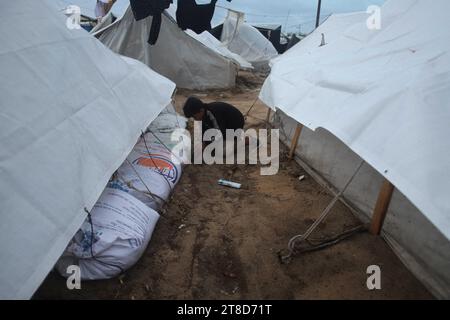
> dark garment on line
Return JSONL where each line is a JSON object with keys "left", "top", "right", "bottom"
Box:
{"left": 129, "top": 0, "right": 172, "bottom": 45}
{"left": 202, "top": 102, "right": 245, "bottom": 137}
{"left": 176, "top": 0, "right": 218, "bottom": 34}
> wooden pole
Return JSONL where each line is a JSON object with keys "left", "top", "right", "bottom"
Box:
{"left": 370, "top": 179, "right": 395, "bottom": 235}
{"left": 265, "top": 108, "right": 271, "bottom": 123}
{"left": 288, "top": 124, "right": 303, "bottom": 159}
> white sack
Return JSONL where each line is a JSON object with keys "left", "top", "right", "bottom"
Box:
{"left": 0, "top": 0, "right": 175, "bottom": 299}
{"left": 148, "top": 109, "right": 188, "bottom": 150}
{"left": 56, "top": 188, "right": 160, "bottom": 280}
{"left": 117, "top": 134, "right": 186, "bottom": 208}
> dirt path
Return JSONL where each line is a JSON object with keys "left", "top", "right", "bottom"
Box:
{"left": 35, "top": 72, "right": 433, "bottom": 300}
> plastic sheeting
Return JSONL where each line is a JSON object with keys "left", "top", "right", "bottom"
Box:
{"left": 260, "top": 0, "right": 450, "bottom": 240}
{"left": 221, "top": 10, "right": 278, "bottom": 70}
{"left": 90, "top": 11, "right": 115, "bottom": 34}
{"left": 185, "top": 30, "right": 253, "bottom": 71}
{"left": 165, "top": 5, "right": 253, "bottom": 71}
{"left": 270, "top": 12, "right": 368, "bottom": 66}
{"left": 273, "top": 110, "right": 450, "bottom": 299}
{"left": 0, "top": 0, "right": 175, "bottom": 299}
{"left": 96, "top": 5, "right": 238, "bottom": 90}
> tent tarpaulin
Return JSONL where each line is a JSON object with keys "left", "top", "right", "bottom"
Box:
{"left": 185, "top": 29, "right": 253, "bottom": 71}
{"left": 221, "top": 10, "right": 278, "bottom": 70}
{"left": 0, "top": 0, "right": 175, "bottom": 299}
{"left": 260, "top": 0, "right": 450, "bottom": 240}
{"left": 270, "top": 11, "right": 368, "bottom": 65}
{"left": 96, "top": 5, "right": 239, "bottom": 90}
{"left": 164, "top": 5, "right": 253, "bottom": 71}
{"left": 251, "top": 23, "right": 284, "bottom": 54}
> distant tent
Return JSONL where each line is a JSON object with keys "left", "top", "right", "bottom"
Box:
{"left": 0, "top": 0, "right": 175, "bottom": 299}
{"left": 94, "top": 5, "right": 251, "bottom": 90}
{"left": 285, "top": 34, "right": 301, "bottom": 51}
{"left": 252, "top": 23, "right": 286, "bottom": 54}
{"left": 90, "top": 10, "right": 116, "bottom": 34}
{"left": 209, "top": 23, "right": 224, "bottom": 41}
{"left": 220, "top": 10, "right": 278, "bottom": 71}
{"left": 184, "top": 29, "right": 253, "bottom": 71}
{"left": 164, "top": 5, "right": 252, "bottom": 71}
{"left": 260, "top": 1, "right": 450, "bottom": 299}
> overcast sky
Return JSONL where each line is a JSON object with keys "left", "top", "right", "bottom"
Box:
{"left": 210, "top": 0, "right": 386, "bottom": 33}
{"left": 62, "top": 0, "right": 386, "bottom": 33}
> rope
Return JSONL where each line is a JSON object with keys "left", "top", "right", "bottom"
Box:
{"left": 280, "top": 160, "right": 366, "bottom": 263}
{"left": 116, "top": 172, "right": 168, "bottom": 207}
{"left": 295, "top": 225, "right": 366, "bottom": 254}
{"left": 245, "top": 113, "right": 273, "bottom": 127}
{"left": 84, "top": 207, "right": 125, "bottom": 274}
{"left": 125, "top": 159, "right": 167, "bottom": 212}
{"left": 147, "top": 129, "right": 186, "bottom": 167}
{"left": 140, "top": 131, "right": 174, "bottom": 192}
{"left": 243, "top": 93, "right": 261, "bottom": 120}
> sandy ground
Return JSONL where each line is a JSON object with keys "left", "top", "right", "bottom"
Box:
{"left": 35, "top": 72, "right": 433, "bottom": 300}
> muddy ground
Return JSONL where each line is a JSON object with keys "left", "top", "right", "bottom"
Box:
{"left": 35, "top": 72, "right": 433, "bottom": 300}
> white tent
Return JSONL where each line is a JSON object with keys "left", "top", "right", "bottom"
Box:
{"left": 184, "top": 30, "right": 253, "bottom": 71}
{"left": 95, "top": 5, "right": 247, "bottom": 90}
{"left": 270, "top": 12, "right": 369, "bottom": 65}
{"left": 221, "top": 10, "right": 278, "bottom": 71}
{"left": 164, "top": 5, "right": 253, "bottom": 71}
{"left": 260, "top": 0, "right": 450, "bottom": 298}
{"left": 0, "top": 0, "right": 175, "bottom": 299}
{"left": 91, "top": 5, "right": 252, "bottom": 71}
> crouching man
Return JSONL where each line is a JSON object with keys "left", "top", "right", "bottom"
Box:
{"left": 180, "top": 96, "right": 279, "bottom": 176}
{"left": 183, "top": 96, "right": 246, "bottom": 149}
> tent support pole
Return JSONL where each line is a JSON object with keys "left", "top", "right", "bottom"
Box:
{"left": 370, "top": 179, "right": 395, "bottom": 235}
{"left": 288, "top": 124, "right": 303, "bottom": 159}
{"left": 266, "top": 108, "right": 271, "bottom": 123}
{"left": 315, "top": 0, "right": 322, "bottom": 29}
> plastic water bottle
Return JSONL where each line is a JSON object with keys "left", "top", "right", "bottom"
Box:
{"left": 218, "top": 179, "right": 241, "bottom": 189}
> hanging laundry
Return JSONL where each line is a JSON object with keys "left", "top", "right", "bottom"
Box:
{"left": 176, "top": 0, "right": 231, "bottom": 34}
{"left": 129, "top": 0, "right": 173, "bottom": 45}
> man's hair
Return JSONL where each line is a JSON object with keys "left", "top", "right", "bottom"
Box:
{"left": 183, "top": 96, "right": 204, "bottom": 118}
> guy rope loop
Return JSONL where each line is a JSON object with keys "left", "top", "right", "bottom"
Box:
{"left": 279, "top": 160, "right": 366, "bottom": 264}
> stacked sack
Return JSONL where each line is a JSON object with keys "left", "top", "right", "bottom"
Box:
{"left": 56, "top": 106, "right": 189, "bottom": 280}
